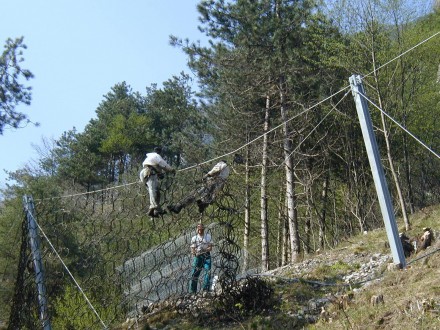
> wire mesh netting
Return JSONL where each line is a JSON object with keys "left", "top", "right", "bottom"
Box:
{"left": 8, "top": 170, "right": 261, "bottom": 329}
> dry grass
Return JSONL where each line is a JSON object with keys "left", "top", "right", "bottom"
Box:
{"left": 129, "top": 205, "right": 440, "bottom": 329}
{"left": 309, "top": 205, "right": 440, "bottom": 330}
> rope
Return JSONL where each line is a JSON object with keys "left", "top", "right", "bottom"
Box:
{"left": 36, "top": 181, "right": 139, "bottom": 201}
{"left": 362, "top": 30, "right": 440, "bottom": 79}
{"left": 34, "top": 30, "right": 440, "bottom": 202}
{"left": 278, "top": 89, "right": 351, "bottom": 169}
{"left": 24, "top": 208, "right": 108, "bottom": 329}
{"left": 356, "top": 90, "right": 440, "bottom": 160}
{"left": 407, "top": 247, "right": 440, "bottom": 265}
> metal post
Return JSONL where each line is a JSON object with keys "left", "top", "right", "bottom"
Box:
{"left": 23, "top": 195, "right": 52, "bottom": 329}
{"left": 349, "top": 75, "right": 406, "bottom": 268}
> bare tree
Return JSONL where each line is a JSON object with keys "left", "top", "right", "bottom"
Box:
{"left": 260, "top": 94, "right": 270, "bottom": 271}
{"left": 280, "top": 76, "right": 300, "bottom": 263}
{"left": 243, "top": 143, "right": 251, "bottom": 271}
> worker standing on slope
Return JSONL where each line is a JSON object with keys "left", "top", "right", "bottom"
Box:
{"left": 190, "top": 223, "right": 213, "bottom": 293}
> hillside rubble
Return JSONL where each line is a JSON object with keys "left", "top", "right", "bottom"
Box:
{"left": 125, "top": 249, "right": 394, "bottom": 329}
{"left": 264, "top": 250, "right": 391, "bottom": 286}
{"left": 120, "top": 226, "right": 439, "bottom": 329}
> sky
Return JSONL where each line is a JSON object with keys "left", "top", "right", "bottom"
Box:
{"left": 0, "top": 0, "right": 204, "bottom": 189}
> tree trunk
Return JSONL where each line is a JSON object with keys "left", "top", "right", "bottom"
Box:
{"left": 304, "top": 175, "right": 312, "bottom": 254}
{"left": 319, "top": 168, "right": 330, "bottom": 249}
{"left": 276, "top": 184, "right": 285, "bottom": 267}
{"left": 279, "top": 76, "right": 300, "bottom": 262}
{"left": 398, "top": 38, "right": 416, "bottom": 215}
{"left": 281, "top": 194, "right": 289, "bottom": 266}
{"left": 304, "top": 206, "right": 311, "bottom": 254}
{"left": 371, "top": 48, "right": 410, "bottom": 230}
{"left": 435, "top": 1, "right": 440, "bottom": 14}
{"left": 243, "top": 143, "right": 251, "bottom": 271}
{"left": 260, "top": 94, "right": 270, "bottom": 271}
{"left": 276, "top": 194, "right": 283, "bottom": 267}
{"left": 403, "top": 134, "right": 415, "bottom": 214}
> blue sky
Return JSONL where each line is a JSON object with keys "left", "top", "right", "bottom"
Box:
{"left": 0, "top": 0, "right": 204, "bottom": 189}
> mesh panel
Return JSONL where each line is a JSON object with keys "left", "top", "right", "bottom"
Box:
{"left": 10, "top": 173, "right": 261, "bottom": 329}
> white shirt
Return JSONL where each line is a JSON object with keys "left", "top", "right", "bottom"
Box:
{"left": 207, "top": 161, "right": 229, "bottom": 180}
{"left": 190, "top": 233, "right": 212, "bottom": 255}
{"left": 142, "top": 152, "right": 173, "bottom": 172}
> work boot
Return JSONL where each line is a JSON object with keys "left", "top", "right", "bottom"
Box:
{"left": 154, "top": 208, "right": 167, "bottom": 216}
{"left": 167, "top": 204, "right": 182, "bottom": 214}
{"left": 196, "top": 200, "right": 209, "bottom": 213}
{"left": 147, "top": 208, "right": 156, "bottom": 217}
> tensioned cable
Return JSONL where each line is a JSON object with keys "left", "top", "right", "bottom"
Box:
{"left": 24, "top": 209, "right": 108, "bottom": 329}
{"left": 278, "top": 89, "right": 351, "bottom": 169}
{"left": 181, "top": 86, "right": 352, "bottom": 172}
{"left": 235, "top": 89, "right": 352, "bottom": 249}
{"left": 407, "top": 247, "right": 440, "bottom": 265}
{"left": 35, "top": 30, "right": 440, "bottom": 201}
{"left": 35, "top": 182, "right": 139, "bottom": 201}
{"left": 362, "top": 30, "right": 440, "bottom": 79}
{"left": 357, "top": 90, "right": 440, "bottom": 160}
{"left": 36, "top": 86, "right": 350, "bottom": 201}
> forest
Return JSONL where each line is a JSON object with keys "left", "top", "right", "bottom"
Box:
{"left": 1, "top": 0, "right": 439, "bottom": 329}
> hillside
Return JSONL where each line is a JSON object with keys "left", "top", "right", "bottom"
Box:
{"left": 120, "top": 205, "right": 440, "bottom": 330}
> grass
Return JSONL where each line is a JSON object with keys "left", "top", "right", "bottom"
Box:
{"left": 309, "top": 205, "right": 440, "bottom": 330}
{"left": 124, "top": 205, "right": 440, "bottom": 329}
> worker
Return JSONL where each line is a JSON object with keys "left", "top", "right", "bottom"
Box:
{"left": 168, "top": 160, "right": 229, "bottom": 214}
{"left": 190, "top": 223, "right": 213, "bottom": 293}
{"left": 139, "top": 147, "right": 175, "bottom": 217}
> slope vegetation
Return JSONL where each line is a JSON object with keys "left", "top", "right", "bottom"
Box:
{"left": 119, "top": 205, "right": 440, "bottom": 329}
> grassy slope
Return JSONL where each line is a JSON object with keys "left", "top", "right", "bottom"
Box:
{"left": 309, "top": 205, "right": 440, "bottom": 330}
{"left": 125, "top": 205, "right": 440, "bottom": 329}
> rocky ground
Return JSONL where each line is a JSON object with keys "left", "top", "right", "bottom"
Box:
{"left": 119, "top": 226, "right": 439, "bottom": 329}
{"left": 259, "top": 248, "right": 393, "bottom": 324}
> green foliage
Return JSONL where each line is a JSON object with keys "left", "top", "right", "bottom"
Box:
{"left": 51, "top": 285, "right": 116, "bottom": 330}
{"left": 144, "top": 73, "right": 209, "bottom": 165}
{"left": 99, "top": 113, "right": 149, "bottom": 155}
{"left": 0, "top": 36, "right": 35, "bottom": 134}
{"left": 307, "top": 261, "right": 358, "bottom": 283}
{"left": 43, "top": 75, "right": 208, "bottom": 187}
{"left": 2, "top": 2, "right": 440, "bottom": 330}
{"left": 0, "top": 196, "right": 23, "bottom": 322}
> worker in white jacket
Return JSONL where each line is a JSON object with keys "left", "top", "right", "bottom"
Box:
{"left": 139, "top": 147, "right": 175, "bottom": 217}
{"left": 168, "top": 160, "right": 229, "bottom": 214}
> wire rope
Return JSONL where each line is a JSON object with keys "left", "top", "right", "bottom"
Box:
{"left": 362, "top": 31, "right": 440, "bottom": 80}
{"left": 356, "top": 89, "right": 440, "bottom": 160}
{"left": 33, "top": 29, "right": 440, "bottom": 202}
{"left": 23, "top": 205, "right": 108, "bottom": 330}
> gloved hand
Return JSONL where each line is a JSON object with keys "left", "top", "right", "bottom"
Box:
{"left": 158, "top": 173, "right": 165, "bottom": 179}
